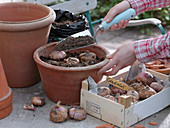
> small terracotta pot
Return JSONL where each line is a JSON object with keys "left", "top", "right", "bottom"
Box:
{"left": 0, "top": 59, "right": 12, "bottom": 119}
{"left": 33, "top": 42, "right": 109, "bottom": 105}
{"left": 0, "top": 2, "right": 56, "bottom": 87}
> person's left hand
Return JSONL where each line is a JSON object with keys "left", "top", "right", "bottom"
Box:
{"left": 100, "top": 0, "right": 131, "bottom": 34}
{"left": 98, "top": 43, "right": 137, "bottom": 76}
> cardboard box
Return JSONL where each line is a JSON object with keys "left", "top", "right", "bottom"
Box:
{"left": 80, "top": 70, "right": 170, "bottom": 128}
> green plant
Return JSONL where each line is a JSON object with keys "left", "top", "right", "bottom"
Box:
{"left": 140, "top": 26, "right": 152, "bottom": 35}
{"left": 90, "top": 0, "right": 122, "bottom": 21}
{"left": 134, "top": 7, "right": 170, "bottom": 25}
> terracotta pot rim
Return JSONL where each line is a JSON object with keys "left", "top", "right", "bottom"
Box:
{"left": 0, "top": 88, "right": 12, "bottom": 110}
{"left": 0, "top": 2, "right": 56, "bottom": 31}
{"left": 0, "top": 2, "right": 50, "bottom": 23}
{"left": 33, "top": 42, "right": 109, "bottom": 71}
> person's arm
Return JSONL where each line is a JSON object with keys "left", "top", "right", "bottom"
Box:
{"left": 127, "top": 0, "right": 170, "bottom": 16}
{"left": 98, "top": 32, "right": 170, "bottom": 76}
{"left": 134, "top": 31, "right": 170, "bottom": 63}
{"left": 101, "top": 0, "right": 170, "bottom": 32}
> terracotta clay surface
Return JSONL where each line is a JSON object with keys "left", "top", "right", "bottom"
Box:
{"left": 0, "top": 2, "right": 56, "bottom": 87}
{"left": 33, "top": 42, "right": 109, "bottom": 105}
{"left": 0, "top": 59, "right": 12, "bottom": 119}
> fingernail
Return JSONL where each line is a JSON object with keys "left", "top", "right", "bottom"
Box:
{"left": 106, "top": 54, "right": 111, "bottom": 58}
{"left": 106, "top": 55, "right": 110, "bottom": 57}
{"left": 97, "top": 71, "right": 101, "bottom": 74}
{"left": 106, "top": 18, "right": 111, "bottom": 22}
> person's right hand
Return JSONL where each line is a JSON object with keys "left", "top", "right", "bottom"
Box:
{"left": 100, "top": 0, "right": 131, "bottom": 34}
{"left": 98, "top": 42, "right": 137, "bottom": 76}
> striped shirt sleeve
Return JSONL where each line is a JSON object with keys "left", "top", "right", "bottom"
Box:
{"left": 127, "top": 0, "right": 170, "bottom": 15}
{"left": 134, "top": 31, "right": 170, "bottom": 63}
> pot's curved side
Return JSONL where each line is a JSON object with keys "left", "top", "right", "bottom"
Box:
{"left": 33, "top": 42, "right": 109, "bottom": 105}
{"left": 0, "top": 2, "right": 56, "bottom": 87}
{"left": 0, "top": 59, "right": 13, "bottom": 119}
{"left": 38, "top": 64, "right": 103, "bottom": 105}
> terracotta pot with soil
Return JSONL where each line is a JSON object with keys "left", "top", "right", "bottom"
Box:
{"left": 0, "top": 2, "right": 56, "bottom": 87}
{"left": 0, "top": 59, "right": 12, "bottom": 119}
{"left": 33, "top": 36, "right": 109, "bottom": 105}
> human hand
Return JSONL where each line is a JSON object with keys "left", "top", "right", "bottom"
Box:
{"left": 98, "top": 43, "right": 136, "bottom": 76}
{"left": 100, "top": 0, "right": 131, "bottom": 34}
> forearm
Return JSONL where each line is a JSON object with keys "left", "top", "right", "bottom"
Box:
{"left": 126, "top": 0, "right": 170, "bottom": 15}
{"left": 134, "top": 31, "right": 170, "bottom": 63}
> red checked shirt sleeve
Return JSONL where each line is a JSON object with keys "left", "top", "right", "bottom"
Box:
{"left": 125, "top": 0, "right": 170, "bottom": 62}
{"left": 134, "top": 31, "right": 170, "bottom": 63}
{"left": 127, "top": 0, "right": 170, "bottom": 15}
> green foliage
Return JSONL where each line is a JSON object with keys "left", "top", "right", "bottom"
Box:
{"left": 90, "top": 0, "right": 122, "bottom": 21}
{"left": 134, "top": 7, "right": 170, "bottom": 25}
{"left": 140, "top": 27, "right": 152, "bottom": 35}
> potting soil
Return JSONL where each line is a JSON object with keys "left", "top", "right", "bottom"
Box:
{"left": 55, "top": 35, "right": 95, "bottom": 51}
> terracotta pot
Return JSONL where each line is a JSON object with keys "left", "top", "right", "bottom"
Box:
{"left": 33, "top": 42, "right": 109, "bottom": 105}
{"left": 0, "top": 59, "right": 12, "bottom": 119}
{"left": 0, "top": 2, "right": 56, "bottom": 87}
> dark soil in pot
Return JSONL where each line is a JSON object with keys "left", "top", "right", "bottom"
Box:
{"left": 40, "top": 36, "right": 102, "bottom": 67}
{"left": 40, "top": 51, "right": 104, "bottom": 67}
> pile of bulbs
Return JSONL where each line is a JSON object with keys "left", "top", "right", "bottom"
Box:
{"left": 23, "top": 96, "right": 86, "bottom": 123}
{"left": 97, "top": 72, "right": 164, "bottom": 104}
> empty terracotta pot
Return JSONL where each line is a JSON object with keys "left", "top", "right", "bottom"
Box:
{"left": 0, "top": 2, "right": 56, "bottom": 87}
{"left": 33, "top": 42, "right": 109, "bottom": 105}
{"left": 0, "top": 59, "right": 12, "bottom": 119}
